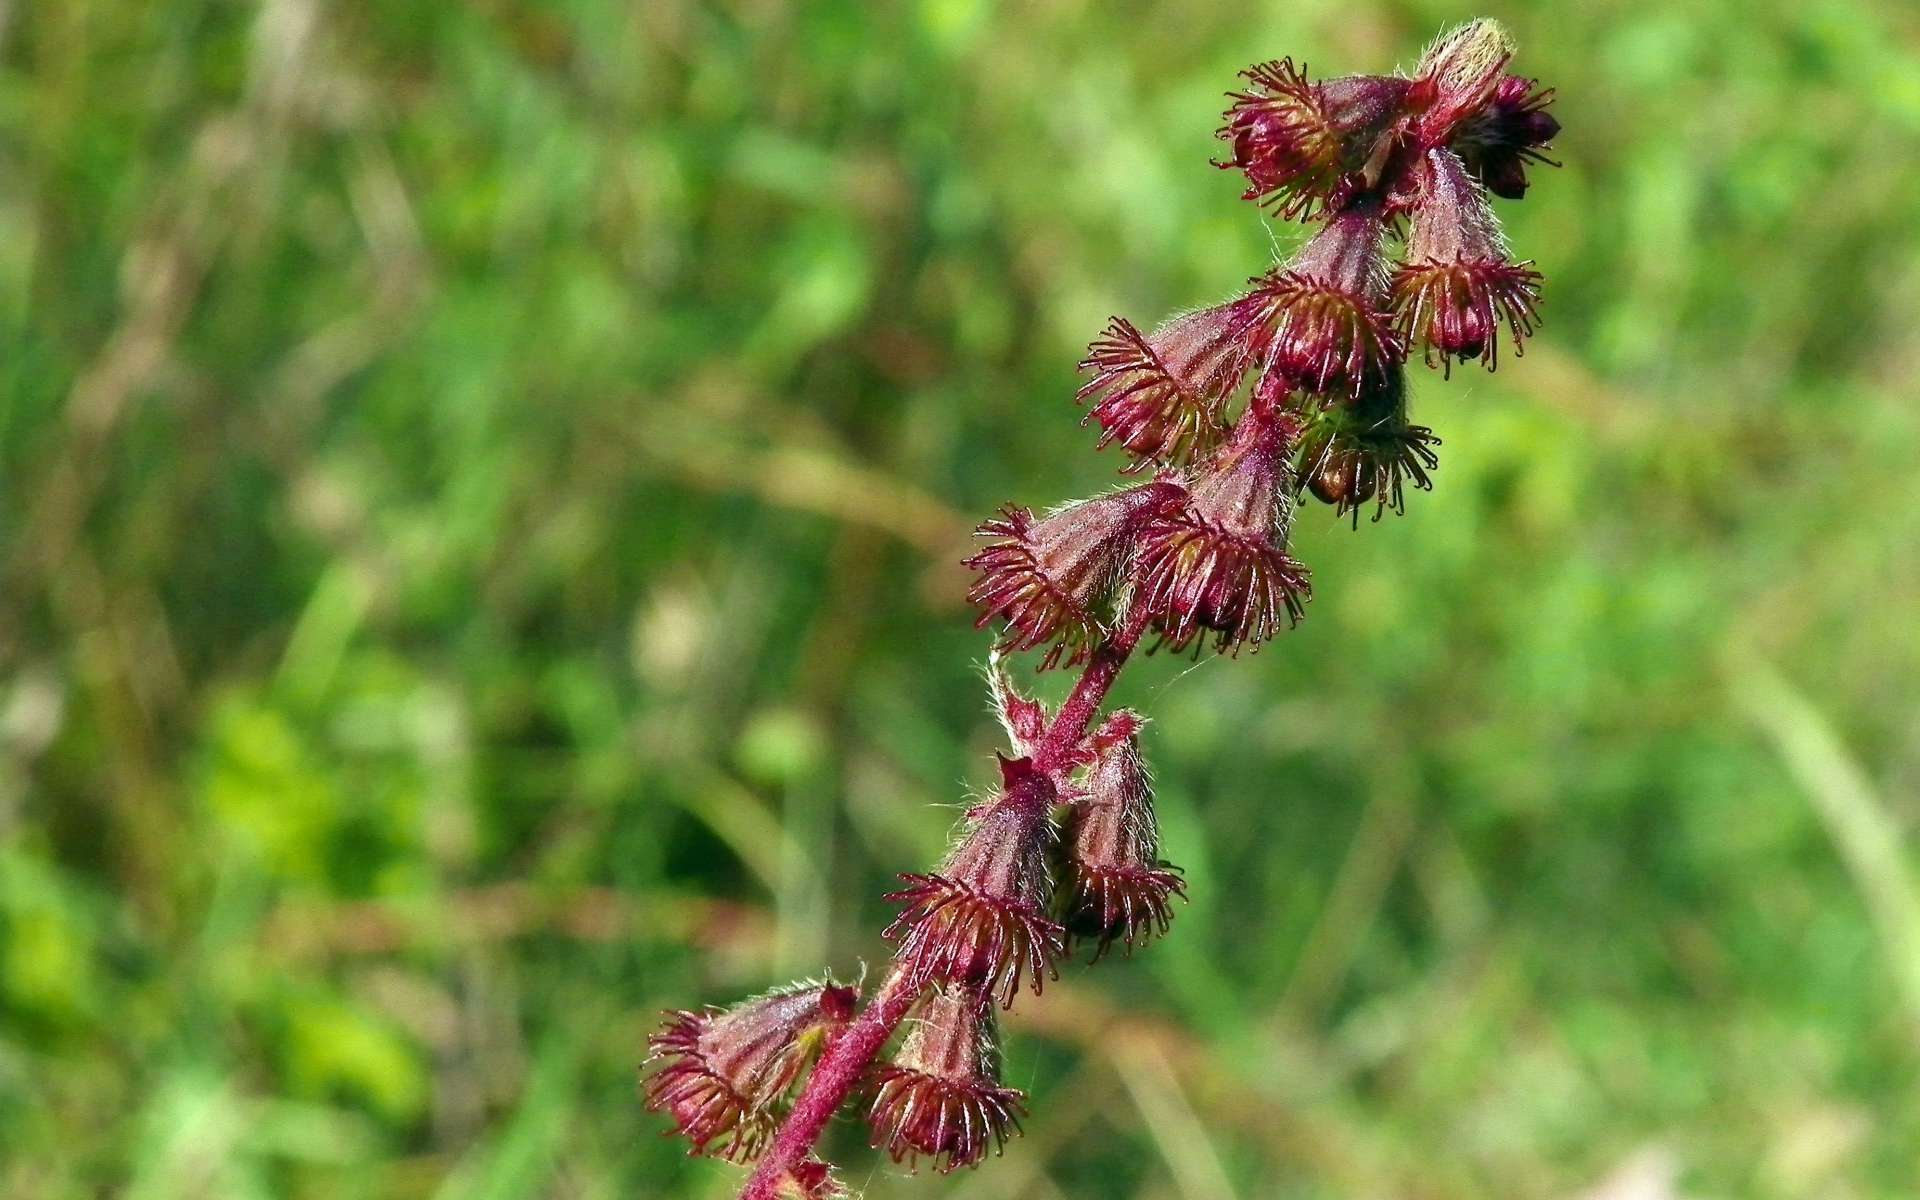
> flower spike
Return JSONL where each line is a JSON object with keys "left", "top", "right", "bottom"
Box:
{"left": 666, "top": 25, "right": 1566, "bottom": 1192}
{"left": 642, "top": 978, "right": 859, "bottom": 1161}
{"left": 868, "top": 984, "right": 1026, "bottom": 1172}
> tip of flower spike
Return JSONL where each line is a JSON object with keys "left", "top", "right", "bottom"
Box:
{"left": 1412, "top": 18, "right": 1515, "bottom": 142}
{"left": 1419, "top": 18, "right": 1516, "bottom": 76}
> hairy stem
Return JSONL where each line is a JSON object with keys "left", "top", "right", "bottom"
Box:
{"left": 736, "top": 601, "right": 1155, "bottom": 1198}
{"left": 1035, "top": 601, "right": 1152, "bottom": 771}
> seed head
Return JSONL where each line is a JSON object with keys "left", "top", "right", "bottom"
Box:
{"left": 1136, "top": 395, "right": 1312, "bottom": 655}
{"left": 868, "top": 984, "right": 1026, "bottom": 1173}
{"left": 1076, "top": 300, "right": 1269, "bottom": 470}
{"left": 965, "top": 480, "right": 1187, "bottom": 669}
{"left": 1217, "top": 61, "right": 1413, "bottom": 220}
{"left": 1061, "top": 711, "right": 1185, "bottom": 958}
{"left": 1253, "top": 200, "right": 1402, "bottom": 398}
{"left": 642, "top": 978, "right": 859, "bottom": 1160}
{"left": 884, "top": 755, "right": 1066, "bottom": 1008}
{"left": 1391, "top": 148, "right": 1541, "bottom": 371}
{"left": 1297, "top": 365, "right": 1440, "bottom": 523}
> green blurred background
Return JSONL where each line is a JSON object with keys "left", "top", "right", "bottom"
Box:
{"left": 4, "top": 0, "right": 1920, "bottom": 1197}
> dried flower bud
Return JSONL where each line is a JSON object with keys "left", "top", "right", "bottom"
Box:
{"left": 643, "top": 977, "right": 859, "bottom": 1160}
{"left": 884, "top": 755, "right": 1066, "bottom": 1008}
{"left": 1062, "top": 711, "right": 1184, "bottom": 958}
{"left": 1391, "top": 148, "right": 1541, "bottom": 371}
{"left": 1217, "top": 60, "right": 1414, "bottom": 220}
{"left": 868, "top": 984, "right": 1026, "bottom": 1173}
{"left": 1252, "top": 200, "right": 1402, "bottom": 397}
{"left": 1298, "top": 364, "right": 1440, "bottom": 524}
{"left": 1077, "top": 300, "right": 1266, "bottom": 470}
{"left": 1453, "top": 74, "right": 1560, "bottom": 199}
{"left": 986, "top": 650, "right": 1049, "bottom": 758}
{"left": 987, "top": 655, "right": 1106, "bottom": 777}
{"left": 1409, "top": 18, "right": 1515, "bottom": 145}
{"left": 965, "top": 480, "right": 1187, "bottom": 669}
{"left": 1136, "top": 398, "right": 1312, "bottom": 655}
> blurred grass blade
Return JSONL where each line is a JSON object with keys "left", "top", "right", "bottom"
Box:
{"left": 1114, "top": 1041, "right": 1239, "bottom": 1200}
{"left": 1736, "top": 661, "right": 1920, "bottom": 1022}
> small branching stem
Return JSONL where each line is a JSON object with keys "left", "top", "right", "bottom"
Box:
{"left": 1035, "top": 602, "right": 1152, "bottom": 771}
{"left": 737, "top": 600, "right": 1153, "bottom": 1199}
{"left": 736, "top": 968, "right": 919, "bottom": 1200}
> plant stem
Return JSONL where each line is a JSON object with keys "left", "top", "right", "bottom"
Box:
{"left": 736, "top": 600, "right": 1156, "bottom": 1198}
{"left": 1035, "top": 601, "right": 1152, "bottom": 771}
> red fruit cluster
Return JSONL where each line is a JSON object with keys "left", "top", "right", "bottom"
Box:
{"left": 972, "top": 21, "right": 1557, "bottom": 666}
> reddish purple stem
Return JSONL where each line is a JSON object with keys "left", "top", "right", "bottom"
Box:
{"left": 736, "top": 603, "right": 1154, "bottom": 1199}
{"left": 1032, "top": 601, "right": 1152, "bottom": 773}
